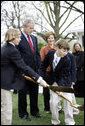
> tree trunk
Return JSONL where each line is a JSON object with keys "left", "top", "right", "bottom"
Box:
{"left": 53, "top": 1, "right": 60, "bottom": 41}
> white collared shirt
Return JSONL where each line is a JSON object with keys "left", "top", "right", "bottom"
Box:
{"left": 9, "top": 42, "right": 15, "bottom": 46}
{"left": 22, "top": 31, "right": 33, "bottom": 45}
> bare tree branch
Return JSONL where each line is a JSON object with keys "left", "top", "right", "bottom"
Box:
{"left": 44, "top": 1, "right": 54, "bottom": 28}
{"left": 32, "top": 2, "right": 50, "bottom": 25}
{"left": 60, "top": 13, "right": 83, "bottom": 35}
{"left": 59, "top": 7, "right": 72, "bottom": 30}
{"left": 65, "top": 1, "right": 84, "bottom": 14}
{"left": 1, "top": 1, "right": 84, "bottom": 42}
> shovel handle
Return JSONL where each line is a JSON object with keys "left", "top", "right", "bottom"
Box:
{"left": 56, "top": 91, "right": 83, "bottom": 110}
{"left": 23, "top": 74, "right": 50, "bottom": 87}
{"left": 23, "top": 75, "right": 36, "bottom": 83}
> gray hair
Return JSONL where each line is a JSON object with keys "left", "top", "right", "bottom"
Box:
{"left": 23, "top": 19, "right": 34, "bottom": 27}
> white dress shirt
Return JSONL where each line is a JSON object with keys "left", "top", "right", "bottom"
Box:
{"left": 22, "top": 31, "right": 33, "bottom": 45}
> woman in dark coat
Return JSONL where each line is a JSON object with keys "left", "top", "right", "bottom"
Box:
{"left": 72, "top": 42, "right": 84, "bottom": 97}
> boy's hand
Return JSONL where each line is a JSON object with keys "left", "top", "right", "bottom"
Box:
{"left": 39, "top": 79, "right": 49, "bottom": 87}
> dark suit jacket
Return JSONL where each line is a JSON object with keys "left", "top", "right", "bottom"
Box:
{"left": 67, "top": 52, "right": 76, "bottom": 83}
{"left": 17, "top": 32, "right": 41, "bottom": 72}
{"left": 73, "top": 51, "right": 84, "bottom": 81}
{"left": 39, "top": 50, "right": 71, "bottom": 87}
{"left": 1, "top": 43, "right": 40, "bottom": 90}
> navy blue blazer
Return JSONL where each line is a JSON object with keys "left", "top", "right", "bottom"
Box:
{"left": 67, "top": 52, "right": 76, "bottom": 83}
{"left": 17, "top": 32, "right": 41, "bottom": 72}
{"left": 1, "top": 43, "right": 40, "bottom": 90}
{"left": 39, "top": 50, "right": 71, "bottom": 87}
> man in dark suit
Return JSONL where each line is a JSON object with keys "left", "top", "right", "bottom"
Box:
{"left": 17, "top": 19, "right": 42, "bottom": 120}
{"left": 1, "top": 28, "right": 48, "bottom": 125}
{"left": 39, "top": 39, "right": 75, "bottom": 125}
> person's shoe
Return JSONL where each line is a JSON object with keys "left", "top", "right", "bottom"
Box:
{"left": 45, "top": 111, "right": 50, "bottom": 114}
{"left": 59, "top": 109, "right": 62, "bottom": 113}
{"left": 73, "top": 113, "right": 79, "bottom": 117}
{"left": 20, "top": 115, "right": 31, "bottom": 121}
{"left": 51, "top": 123, "right": 60, "bottom": 125}
{"left": 32, "top": 113, "right": 42, "bottom": 118}
{"left": 59, "top": 108, "right": 63, "bottom": 113}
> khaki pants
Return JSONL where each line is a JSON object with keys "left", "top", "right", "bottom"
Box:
{"left": 58, "top": 94, "right": 79, "bottom": 115}
{"left": 1, "top": 89, "right": 12, "bottom": 125}
{"left": 72, "top": 93, "right": 79, "bottom": 115}
{"left": 50, "top": 82, "right": 75, "bottom": 125}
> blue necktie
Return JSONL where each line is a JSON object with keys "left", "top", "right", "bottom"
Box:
{"left": 53, "top": 58, "right": 57, "bottom": 71}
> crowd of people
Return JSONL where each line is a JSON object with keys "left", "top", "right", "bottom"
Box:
{"left": 1, "top": 19, "right": 84, "bottom": 125}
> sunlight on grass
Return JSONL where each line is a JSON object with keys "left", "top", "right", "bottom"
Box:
{"left": 12, "top": 93, "right": 84, "bottom": 125}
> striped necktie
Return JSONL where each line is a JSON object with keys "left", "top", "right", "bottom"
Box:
{"left": 53, "top": 58, "right": 57, "bottom": 71}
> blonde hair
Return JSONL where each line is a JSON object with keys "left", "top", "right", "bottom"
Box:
{"left": 5, "top": 28, "right": 21, "bottom": 42}
{"left": 55, "top": 39, "right": 70, "bottom": 50}
{"left": 72, "top": 42, "right": 83, "bottom": 53}
{"left": 45, "top": 31, "right": 56, "bottom": 42}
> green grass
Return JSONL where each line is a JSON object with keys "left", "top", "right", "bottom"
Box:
{"left": 12, "top": 93, "right": 84, "bottom": 125}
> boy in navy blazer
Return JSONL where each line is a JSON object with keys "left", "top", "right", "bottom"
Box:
{"left": 1, "top": 28, "right": 48, "bottom": 125}
{"left": 39, "top": 39, "right": 75, "bottom": 125}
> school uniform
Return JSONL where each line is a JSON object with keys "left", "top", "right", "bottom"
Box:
{"left": 1, "top": 42, "right": 40, "bottom": 125}
{"left": 39, "top": 50, "right": 75, "bottom": 125}
{"left": 1, "top": 42, "right": 40, "bottom": 90}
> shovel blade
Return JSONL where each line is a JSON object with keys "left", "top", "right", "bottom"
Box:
{"left": 49, "top": 85, "right": 75, "bottom": 93}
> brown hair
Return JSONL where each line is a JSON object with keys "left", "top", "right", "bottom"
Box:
{"left": 55, "top": 39, "right": 70, "bottom": 50}
{"left": 45, "top": 31, "right": 56, "bottom": 42}
{"left": 72, "top": 42, "right": 83, "bottom": 53}
{"left": 5, "top": 28, "right": 21, "bottom": 42}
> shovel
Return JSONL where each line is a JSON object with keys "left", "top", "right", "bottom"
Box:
{"left": 23, "top": 75, "right": 84, "bottom": 111}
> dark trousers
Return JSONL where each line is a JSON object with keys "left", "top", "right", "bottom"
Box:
{"left": 18, "top": 80, "right": 39, "bottom": 117}
{"left": 43, "top": 87, "right": 50, "bottom": 111}
{"left": 43, "top": 72, "right": 50, "bottom": 111}
{"left": 73, "top": 80, "right": 84, "bottom": 97}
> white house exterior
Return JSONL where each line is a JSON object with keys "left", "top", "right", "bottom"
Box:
{"left": 66, "top": 25, "right": 84, "bottom": 47}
